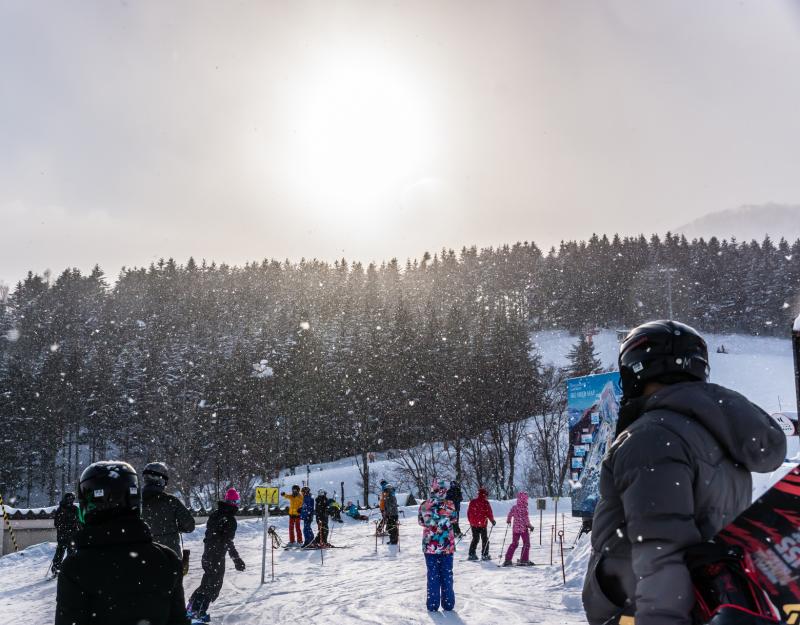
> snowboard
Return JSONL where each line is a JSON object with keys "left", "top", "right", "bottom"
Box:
{"left": 706, "top": 464, "right": 800, "bottom": 624}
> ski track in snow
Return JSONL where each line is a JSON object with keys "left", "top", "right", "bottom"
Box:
{"left": 0, "top": 507, "right": 588, "bottom": 625}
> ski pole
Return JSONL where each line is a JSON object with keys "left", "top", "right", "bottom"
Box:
{"left": 485, "top": 524, "right": 495, "bottom": 558}
{"left": 498, "top": 522, "right": 510, "bottom": 561}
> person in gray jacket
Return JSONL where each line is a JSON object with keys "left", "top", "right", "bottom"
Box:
{"left": 141, "top": 462, "right": 196, "bottom": 557}
{"left": 583, "top": 320, "right": 786, "bottom": 625}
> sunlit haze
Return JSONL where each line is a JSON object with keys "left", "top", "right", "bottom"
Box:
{"left": 2, "top": 0, "right": 800, "bottom": 285}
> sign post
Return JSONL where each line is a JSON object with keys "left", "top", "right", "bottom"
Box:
{"left": 536, "top": 498, "right": 546, "bottom": 545}
{"left": 256, "top": 485, "right": 279, "bottom": 584}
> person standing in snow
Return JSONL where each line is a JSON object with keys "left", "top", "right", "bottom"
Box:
{"left": 54, "top": 461, "right": 189, "bottom": 625}
{"left": 503, "top": 491, "right": 534, "bottom": 566}
{"left": 466, "top": 487, "right": 495, "bottom": 561}
{"left": 377, "top": 478, "right": 388, "bottom": 534}
{"left": 418, "top": 478, "right": 458, "bottom": 612}
{"left": 51, "top": 492, "right": 80, "bottom": 576}
{"left": 300, "top": 486, "right": 315, "bottom": 547}
{"left": 187, "top": 488, "right": 245, "bottom": 622}
{"left": 582, "top": 320, "right": 786, "bottom": 625}
{"left": 280, "top": 485, "right": 304, "bottom": 547}
{"left": 383, "top": 484, "right": 399, "bottom": 546}
{"left": 445, "top": 480, "right": 463, "bottom": 537}
{"left": 313, "top": 489, "right": 331, "bottom": 547}
{"left": 141, "top": 462, "right": 195, "bottom": 558}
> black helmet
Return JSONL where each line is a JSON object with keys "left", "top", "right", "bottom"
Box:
{"left": 142, "top": 461, "right": 169, "bottom": 482}
{"left": 619, "top": 320, "right": 709, "bottom": 399}
{"left": 78, "top": 461, "right": 140, "bottom": 522}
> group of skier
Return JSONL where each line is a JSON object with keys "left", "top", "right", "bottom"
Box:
{"left": 279, "top": 485, "right": 346, "bottom": 549}
{"left": 42, "top": 318, "right": 793, "bottom": 624}
{"left": 51, "top": 460, "right": 243, "bottom": 625}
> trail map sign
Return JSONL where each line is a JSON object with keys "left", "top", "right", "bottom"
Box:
{"left": 567, "top": 372, "right": 622, "bottom": 518}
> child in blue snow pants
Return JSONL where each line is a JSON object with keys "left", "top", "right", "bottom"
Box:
{"left": 425, "top": 554, "right": 455, "bottom": 611}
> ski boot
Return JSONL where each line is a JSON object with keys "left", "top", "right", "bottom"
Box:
{"left": 481, "top": 554, "right": 492, "bottom": 561}
{"left": 501, "top": 560, "right": 513, "bottom": 567}
{"left": 517, "top": 559, "right": 535, "bottom": 566}
{"left": 467, "top": 554, "right": 478, "bottom": 561}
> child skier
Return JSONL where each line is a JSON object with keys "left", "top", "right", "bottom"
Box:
{"left": 503, "top": 491, "right": 534, "bottom": 566}
{"left": 311, "top": 489, "right": 331, "bottom": 547}
{"left": 280, "top": 485, "right": 303, "bottom": 547}
{"left": 51, "top": 492, "right": 80, "bottom": 576}
{"left": 418, "top": 478, "right": 458, "bottom": 612}
{"left": 300, "top": 486, "right": 315, "bottom": 547}
{"left": 466, "top": 487, "right": 495, "bottom": 561}
{"left": 187, "top": 488, "right": 246, "bottom": 622}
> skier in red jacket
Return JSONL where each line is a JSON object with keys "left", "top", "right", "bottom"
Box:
{"left": 466, "top": 488, "right": 496, "bottom": 561}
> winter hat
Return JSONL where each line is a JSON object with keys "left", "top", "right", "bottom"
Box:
{"left": 516, "top": 491, "right": 529, "bottom": 507}
{"left": 430, "top": 478, "right": 448, "bottom": 496}
{"left": 477, "top": 487, "right": 488, "bottom": 498}
{"left": 225, "top": 487, "right": 241, "bottom": 505}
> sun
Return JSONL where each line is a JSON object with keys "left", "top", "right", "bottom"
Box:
{"left": 287, "top": 54, "right": 435, "bottom": 221}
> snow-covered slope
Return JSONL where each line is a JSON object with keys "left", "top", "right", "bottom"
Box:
{"left": 532, "top": 329, "right": 798, "bottom": 413}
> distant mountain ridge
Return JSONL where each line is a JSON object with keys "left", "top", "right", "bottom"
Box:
{"left": 677, "top": 203, "right": 800, "bottom": 243}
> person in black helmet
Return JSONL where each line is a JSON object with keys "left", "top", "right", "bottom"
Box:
{"left": 141, "top": 461, "right": 196, "bottom": 557}
{"left": 55, "top": 460, "right": 190, "bottom": 625}
{"left": 50, "top": 492, "right": 80, "bottom": 576}
{"left": 582, "top": 320, "right": 786, "bottom": 625}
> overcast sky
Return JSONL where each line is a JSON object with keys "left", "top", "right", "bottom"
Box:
{"left": 2, "top": 0, "right": 800, "bottom": 286}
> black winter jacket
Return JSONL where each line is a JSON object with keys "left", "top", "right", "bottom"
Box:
{"left": 583, "top": 382, "right": 786, "bottom": 625}
{"left": 53, "top": 499, "right": 80, "bottom": 543}
{"left": 202, "top": 501, "right": 240, "bottom": 563}
{"left": 55, "top": 514, "right": 189, "bottom": 625}
{"left": 142, "top": 484, "right": 196, "bottom": 556}
{"left": 315, "top": 495, "right": 330, "bottom": 522}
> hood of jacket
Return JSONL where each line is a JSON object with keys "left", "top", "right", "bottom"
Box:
{"left": 75, "top": 514, "right": 152, "bottom": 549}
{"left": 217, "top": 500, "right": 238, "bottom": 516}
{"left": 641, "top": 382, "right": 786, "bottom": 472}
{"left": 430, "top": 478, "right": 448, "bottom": 500}
{"left": 516, "top": 491, "right": 528, "bottom": 507}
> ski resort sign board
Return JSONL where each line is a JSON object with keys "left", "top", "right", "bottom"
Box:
{"left": 567, "top": 371, "right": 622, "bottom": 518}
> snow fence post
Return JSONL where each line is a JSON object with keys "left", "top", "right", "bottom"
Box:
{"left": 558, "top": 529, "right": 566, "bottom": 584}
{"left": 260, "top": 497, "right": 268, "bottom": 584}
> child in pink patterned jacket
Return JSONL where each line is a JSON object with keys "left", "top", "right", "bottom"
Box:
{"left": 418, "top": 478, "right": 458, "bottom": 611}
{"left": 503, "top": 491, "right": 534, "bottom": 566}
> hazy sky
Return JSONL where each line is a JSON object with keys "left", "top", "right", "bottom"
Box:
{"left": 3, "top": 0, "right": 800, "bottom": 286}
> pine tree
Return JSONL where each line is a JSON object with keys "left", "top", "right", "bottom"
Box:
{"left": 565, "top": 334, "right": 602, "bottom": 378}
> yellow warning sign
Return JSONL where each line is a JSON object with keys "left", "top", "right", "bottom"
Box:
{"left": 255, "top": 486, "right": 279, "bottom": 506}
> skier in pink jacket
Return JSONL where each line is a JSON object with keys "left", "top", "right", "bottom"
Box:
{"left": 503, "top": 491, "right": 534, "bottom": 566}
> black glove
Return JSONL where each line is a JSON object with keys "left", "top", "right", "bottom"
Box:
{"left": 491, "top": 519, "right": 496, "bottom": 526}
{"left": 233, "top": 557, "right": 246, "bottom": 571}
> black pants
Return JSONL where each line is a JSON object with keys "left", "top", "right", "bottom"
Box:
{"left": 386, "top": 515, "right": 399, "bottom": 545}
{"left": 468, "top": 527, "right": 490, "bottom": 557}
{"left": 51, "top": 539, "right": 76, "bottom": 573}
{"left": 316, "top": 519, "right": 329, "bottom": 545}
{"left": 188, "top": 555, "right": 226, "bottom": 615}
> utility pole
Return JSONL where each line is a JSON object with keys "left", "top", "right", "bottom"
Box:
{"left": 658, "top": 267, "right": 677, "bottom": 319}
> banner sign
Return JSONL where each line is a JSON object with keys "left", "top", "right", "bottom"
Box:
{"left": 567, "top": 372, "right": 622, "bottom": 518}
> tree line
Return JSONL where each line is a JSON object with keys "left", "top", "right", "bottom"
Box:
{"left": 0, "top": 232, "right": 797, "bottom": 505}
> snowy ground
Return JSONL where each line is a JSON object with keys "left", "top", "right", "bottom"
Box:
{"left": 1, "top": 502, "right": 589, "bottom": 625}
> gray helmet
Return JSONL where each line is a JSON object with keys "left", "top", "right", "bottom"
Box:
{"left": 142, "top": 462, "right": 169, "bottom": 483}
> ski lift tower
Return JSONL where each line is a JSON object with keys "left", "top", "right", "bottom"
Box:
{"left": 658, "top": 267, "right": 678, "bottom": 320}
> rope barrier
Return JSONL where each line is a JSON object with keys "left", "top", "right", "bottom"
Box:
{"left": 0, "top": 494, "right": 19, "bottom": 553}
